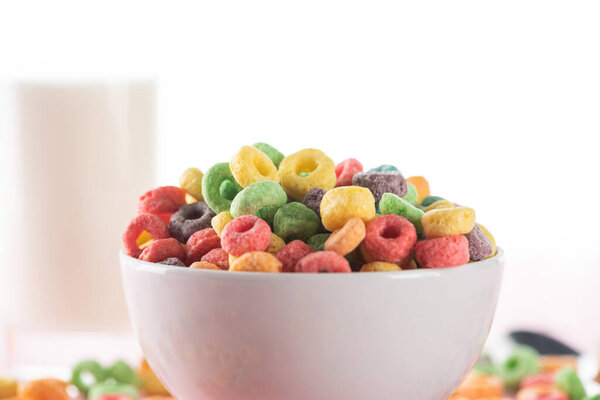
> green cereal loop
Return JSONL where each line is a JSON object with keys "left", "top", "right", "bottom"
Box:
{"left": 554, "top": 367, "right": 587, "bottom": 400}
{"left": 230, "top": 180, "right": 287, "bottom": 218}
{"left": 403, "top": 182, "right": 418, "bottom": 206}
{"left": 253, "top": 142, "right": 284, "bottom": 168}
{"left": 255, "top": 205, "right": 280, "bottom": 225}
{"left": 273, "top": 202, "right": 321, "bottom": 241}
{"left": 71, "top": 360, "right": 106, "bottom": 394}
{"left": 421, "top": 195, "right": 445, "bottom": 207}
{"left": 499, "top": 346, "right": 540, "bottom": 390}
{"left": 379, "top": 193, "right": 425, "bottom": 233}
{"left": 88, "top": 382, "right": 139, "bottom": 400}
{"left": 307, "top": 233, "right": 331, "bottom": 251}
{"left": 202, "top": 163, "right": 243, "bottom": 213}
{"left": 106, "top": 360, "right": 139, "bottom": 387}
{"left": 368, "top": 164, "right": 399, "bottom": 172}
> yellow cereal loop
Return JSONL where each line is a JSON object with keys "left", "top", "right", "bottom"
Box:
{"left": 478, "top": 223, "right": 496, "bottom": 258}
{"left": 0, "top": 378, "right": 18, "bottom": 398}
{"left": 229, "top": 251, "right": 282, "bottom": 273}
{"left": 179, "top": 167, "right": 204, "bottom": 200}
{"left": 266, "top": 233, "right": 286, "bottom": 254}
{"left": 230, "top": 146, "right": 279, "bottom": 188}
{"left": 422, "top": 207, "right": 476, "bottom": 238}
{"left": 451, "top": 372, "right": 504, "bottom": 399}
{"left": 320, "top": 186, "right": 376, "bottom": 232}
{"left": 360, "top": 262, "right": 401, "bottom": 272}
{"left": 423, "top": 199, "right": 454, "bottom": 212}
{"left": 18, "top": 379, "right": 69, "bottom": 400}
{"left": 228, "top": 254, "right": 238, "bottom": 265}
{"left": 278, "top": 148, "right": 336, "bottom": 200}
{"left": 211, "top": 211, "right": 233, "bottom": 237}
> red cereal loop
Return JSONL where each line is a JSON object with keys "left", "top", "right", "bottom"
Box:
{"left": 186, "top": 228, "right": 222, "bottom": 265}
{"left": 415, "top": 235, "right": 470, "bottom": 268}
{"left": 220, "top": 215, "right": 271, "bottom": 257}
{"left": 140, "top": 238, "right": 186, "bottom": 263}
{"left": 276, "top": 240, "right": 314, "bottom": 272}
{"left": 335, "top": 158, "right": 363, "bottom": 187}
{"left": 201, "top": 247, "right": 230, "bottom": 270}
{"left": 296, "top": 251, "right": 351, "bottom": 273}
{"left": 520, "top": 373, "right": 555, "bottom": 389}
{"left": 122, "top": 213, "right": 170, "bottom": 258}
{"left": 138, "top": 186, "right": 187, "bottom": 215}
{"left": 361, "top": 214, "right": 417, "bottom": 263}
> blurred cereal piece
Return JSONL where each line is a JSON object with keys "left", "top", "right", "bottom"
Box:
{"left": 540, "top": 355, "right": 577, "bottom": 373}
{"left": 18, "top": 378, "right": 68, "bottom": 400}
{"left": 0, "top": 378, "right": 18, "bottom": 399}
{"left": 138, "top": 359, "right": 170, "bottom": 396}
{"left": 452, "top": 372, "right": 504, "bottom": 399}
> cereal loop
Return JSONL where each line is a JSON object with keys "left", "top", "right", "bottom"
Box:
{"left": 352, "top": 171, "right": 408, "bottom": 202}
{"left": 186, "top": 228, "right": 222, "bottom": 264}
{"left": 360, "top": 262, "right": 401, "bottom": 272}
{"left": 138, "top": 186, "right": 187, "bottom": 215}
{"left": 140, "top": 238, "right": 185, "bottom": 263}
{"left": 422, "top": 207, "right": 476, "bottom": 238}
{"left": 273, "top": 202, "right": 321, "bottom": 241}
{"left": 406, "top": 176, "right": 430, "bottom": 206}
{"left": 423, "top": 199, "right": 453, "bottom": 212}
{"left": 478, "top": 223, "right": 497, "bottom": 259}
{"left": 361, "top": 214, "right": 417, "bottom": 263}
{"left": 276, "top": 240, "right": 314, "bottom": 272}
{"left": 169, "top": 201, "right": 215, "bottom": 243}
{"left": 190, "top": 261, "right": 221, "bottom": 270}
{"left": 464, "top": 224, "right": 493, "bottom": 261}
{"left": 452, "top": 373, "right": 504, "bottom": 399}
{"left": 266, "top": 233, "right": 286, "bottom": 254}
{"left": 296, "top": 251, "right": 351, "bottom": 273}
{"left": 0, "top": 378, "right": 17, "bottom": 399}
{"left": 221, "top": 215, "right": 272, "bottom": 257}
{"left": 253, "top": 142, "right": 284, "bottom": 168}
{"left": 202, "top": 163, "right": 242, "bottom": 213}
{"left": 122, "top": 214, "right": 169, "bottom": 258}
{"left": 303, "top": 187, "right": 326, "bottom": 217}
{"left": 230, "top": 145, "right": 279, "bottom": 188}
{"left": 230, "top": 180, "right": 287, "bottom": 218}
{"left": 229, "top": 251, "right": 282, "bottom": 272}
{"left": 19, "top": 379, "right": 69, "bottom": 400}
{"left": 179, "top": 168, "right": 204, "bottom": 201}
{"left": 307, "top": 233, "right": 331, "bottom": 251}
{"left": 278, "top": 148, "right": 336, "bottom": 200}
{"left": 516, "top": 386, "right": 568, "bottom": 400}
{"left": 201, "top": 247, "right": 230, "bottom": 270}
{"left": 324, "top": 217, "right": 366, "bottom": 256}
{"left": 335, "top": 158, "right": 363, "bottom": 187}
{"left": 211, "top": 211, "right": 233, "bottom": 237}
{"left": 415, "top": 235, "right": 470, "bottom": 268}
{"left": 320, "top": 186, "right": 376, "bottom": 232}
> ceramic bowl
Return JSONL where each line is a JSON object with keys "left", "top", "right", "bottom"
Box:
{"left": 120, "top": 248, "right": 504, "bottom": 400}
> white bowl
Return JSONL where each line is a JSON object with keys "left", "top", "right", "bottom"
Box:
{"left": 120, "top": 249, "right": 504, "bottom": 400}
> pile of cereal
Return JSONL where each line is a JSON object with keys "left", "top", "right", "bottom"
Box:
{"left": 122, "top": 143, "right": 497, "bottom": 272}
{"left": 449, "top": 346, "right": 600, "bottom": 400}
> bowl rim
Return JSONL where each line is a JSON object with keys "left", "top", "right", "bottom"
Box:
{"left": 120, "top": 247, "right": 503, "bottom": 281}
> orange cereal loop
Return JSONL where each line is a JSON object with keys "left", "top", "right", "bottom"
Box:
{"left": 229, "top": 251, "right": 282, "bottom": 273}
{"left": 190, "top": 261, "right": 221, "bottom": 270}
{"left": 452, "top": 372, "right": 504, "bottom": 399}
{"left": 406, "top": 176, "right": 430, "bottom": 206}
{"left": 539, "top": 355, "right": 577, "bottom": 373}
{"left": 324, "top": 217, "right": 366, "bottom": 256}
{"left": 18, "top": 379, "right": 68, "bottom": 400}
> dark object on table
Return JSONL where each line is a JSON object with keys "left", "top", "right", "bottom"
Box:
{"left": 510, "top": 330, "right": 579, "bottom": 355}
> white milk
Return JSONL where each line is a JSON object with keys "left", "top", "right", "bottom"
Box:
{"left": 0, "top": 82, "right": 155, "bottom": 335}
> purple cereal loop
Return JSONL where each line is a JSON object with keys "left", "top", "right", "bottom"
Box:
{"left": 352, "top": 171, "right": 408, "bottom": 202}
{"left": 169, "top": 201, "right": 216, "bottom": 243}
{"left": 303, "top": 187, "right": 326, "bottom": 217}
{"left": 464, "top": 225, "right": 493, "bottom": 261}
{"left": 158, "top": 257, "right": 186, "bottom": 267}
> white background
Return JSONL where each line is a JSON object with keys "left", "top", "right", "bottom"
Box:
{"left": 1, "top": 0, "right": 600, "bottom": 354}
